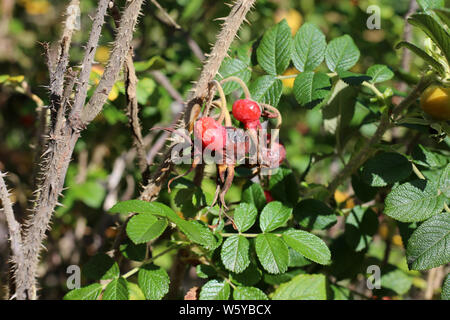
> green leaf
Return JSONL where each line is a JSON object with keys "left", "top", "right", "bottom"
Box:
{"left": 127, "top": 282, "right": 146, "bottom": 300}
{"left": 256, "top": 19, "right": 293, "bottom": 75}
{"left": 380, "top": 268, "right": 413, "bottom": 295}
{"left": 282, "top": 229, "right": 331, "bottom": 265}
{"left": 361, "top": 152, "right": 412, "bottom": 187}
{"left": 196, "top": 264, "right": 217, "bottom": 279}
{"left": 233, "top": 202, "right": 258, "bottom": 233}
{"left": 242, "top": 183, "right": 266, "bottom": 211}
{"left": 325, "top": 35, "right": 360, "bottom": 72}
{"left": 292, "top": 23, "right": 327, "bottom": 72}
{"left": 136, "top": 78, "right": 156, "bottom": 105}
{"left": 120, "top": 240, "right": 147, "bottom": 261}
{"left": 259, "top": 201, "right": 292, "bottom": 232}
{"left": 109, "top": 200, "right": 177, "bottom": 220}
{"left": 138, "top": 265, "right": 170, "bottom": 300}
{"left": 289, "top": 248, "right": 312, "bottom": 267}
{"left": 406, "top": 212, "right": 450, "bottom": 270}
{"left": 293, "top": 72, "right": 331, "bottom": 109}
{"left": 134, "top": 56, "right": 165, "bottom": 72}
{"left": 199, "top": 280, "right": 230, "bottom": 300}
{"left": 329, "top": 285, "right": 352, "bottom": 300}
{"left": 249, "top": 75, "right": 283, "bottom": 107}
{"left": 322, "top": 80, "right": 357, "bottom": 134}
{"left": 395, "top": 41, "right": 446, "bottom": 75}
{"left": 439, "top": 164, "right": 450, "bottom": 198}
{"left": 126, "top": 213, "right": 168, "bottom": 244}
{"left": 268, "top": 167, "right": 299, "bottom": 206}
{"left": 417, "top": 0, "right": 445, "bottom": 11}
{"left": 233, "top": 287, "right": 268, "bottom": 300}
{"left": 272, "top": 274, "right": 327, "bottom": 300}
{"left": 408, "top": 13, "right": 450, "bottom": 64}
{"left": 221, "top": 235, "right": 250, "bottom": 273}
{"left": 351, "top": 172, "right": 378, "bottom": 203}
{"left": 345, "top": 207, "right": 379, "bottom": 252}
{"left": 82, "top": 253, "right": 119, "bottom": 280}
{"left": 442, "top": 274, "right": 450, "bottom": 300}
{"left": 385, "top": 180, "right": 446, "bottom": 222}
{"left": 434, "top": 8, "right": 450, "bottom": 26}
{"left": 230, "top": 262, "right": 262, "bottom": 286}
{"left": 366, "top": 64, "right": 394, "bottom": 83}
{"left": 412, "top": 144, "right": 448, "bottom": 169}
{"left": 103, "top": 278, "right": 129, "bottom": 300}
{"left": 264, "top": 268, "right": 305, "bottom": 285}
{"left": 216, "top": 58, "right": 251, "bottom": 95}
{"left": 73, "top": 181, "right": 106, "bottom": 209}
{"left": 177, "top": 220, "right": 217, "bottom": 250}
{"left": 63, "top": 283, "right": 102, "bottom": 300}
{"left": 294, "top": 199, "right": 337, "bottom": 230}
{"left": 255, "top": 233, "right": 289, "bottom": 274}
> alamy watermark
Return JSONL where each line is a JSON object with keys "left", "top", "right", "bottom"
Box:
{"left": 367, "top": 5, "right": 381, "bottom": 30}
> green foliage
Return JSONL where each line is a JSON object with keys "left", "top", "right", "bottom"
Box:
{"left": 138, "top": 265, "right": 170, "bottom": 300}
{"left": 220, "top": 235, "right": 250, "bottom": 273}
{"left": 385, "top": 180, "right": 446, "bottom": 222}
{"left": 233, "top": 287, "right": 268, "bottom": 300}
{"left": 103, "top": 278, "right": 129, "bottom": 300}
{"left": 282, "top": 229, "right": 331, "bottom": 265}
{"left": 7, "top": 0, "right": 450, "bottom": 301}
{"left": 257, "top": 20, "right": 293, "bottom": 75}
{"left": 255, "top": 233, "right": 290, "bottom": 274}
{"left": 361, "top": 152, "right": 412, "bottom": 187}
{"left": 406, "top": 213, "right": 450, "bottom": 270}
{"left": 291, "top": 23, "right": 326, "bottom": 72}
{"left": 325, "top": 35, "right": 360, "bottom": 72}
{"left": 63, "top": 284, "right": 103, "bottom": 301}
{"left": 199, "top": 280, "right": 230, "bottom": 300}
{"left": 272, "top": 274, "right": 327, "bottom": 300}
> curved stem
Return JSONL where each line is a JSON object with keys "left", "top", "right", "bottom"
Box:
{"left": 210, "top": 80, "right": 231, "bottom": 126}
{"left": 220, "top": 76, "right": 251, "bottom": 99}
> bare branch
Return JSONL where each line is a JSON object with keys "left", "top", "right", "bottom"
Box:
{"left": 19, "top": 0, "right": 146, "bottom": 299}
{"left": 69, "top": 0, "right": 110, "bottom": 127}
{"left": 81, "top": 0, "right": 146, "bottom": 125}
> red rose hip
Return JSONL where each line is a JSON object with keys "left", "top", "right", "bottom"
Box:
{"left": 232, "top": 99, "right": 262, "bottom": 129}
{"left": 194, "top": 117, "right": 226, "bottom": 151}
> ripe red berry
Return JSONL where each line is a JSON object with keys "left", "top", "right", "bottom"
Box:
{"left": 232, "top": 99, "right": 262, "bottom": 129}
{"left": 264, "top": 190, "right": 274, "bottom": 203}
{"left": 194, "top": 117, "right": 226, "bottom": 151}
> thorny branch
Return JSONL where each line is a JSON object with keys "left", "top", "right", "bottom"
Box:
{"left": 9, "top": 0, "right": 146, "bottom": 300}
{"left": 0, "top": 172, "right": 26, "bottom": 300}
{"left": 140, "top": 0, "right": 256, "bottom": 202}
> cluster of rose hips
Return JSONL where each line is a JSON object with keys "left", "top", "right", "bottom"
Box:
{"left": 168, "top": 77, "right": 286, "bottom": 217}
